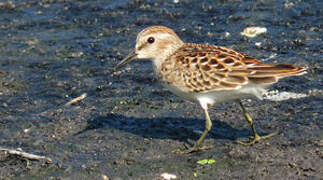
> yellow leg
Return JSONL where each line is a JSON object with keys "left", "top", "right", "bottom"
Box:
{"left": 237, "top": 100, "right": 278, "bottom": 145}
{"left": 174, "top": 104, "right": 213, "bottom": 154}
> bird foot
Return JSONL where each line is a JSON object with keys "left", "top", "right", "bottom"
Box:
{"left": 237, "top": 131, "right": 279, "bottom": 146}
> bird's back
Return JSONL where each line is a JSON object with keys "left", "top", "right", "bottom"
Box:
{"left": 158, "top": 43, "right": 306, "bottom": 101}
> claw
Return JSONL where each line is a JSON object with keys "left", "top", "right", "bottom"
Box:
{"left": 237, "top": 131, "right": 279, "bottom": 146}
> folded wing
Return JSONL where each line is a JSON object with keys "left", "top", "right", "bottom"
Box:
{"left": 172, "top": 44, "right": 307, "bottom": 93}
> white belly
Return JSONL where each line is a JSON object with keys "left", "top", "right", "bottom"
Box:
{"left": 162, "top": 82, "right": 267, "bottom": 106}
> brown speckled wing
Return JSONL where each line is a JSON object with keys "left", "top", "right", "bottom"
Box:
{"left": 168, "top": 43, "right": 306, "bottom": 93}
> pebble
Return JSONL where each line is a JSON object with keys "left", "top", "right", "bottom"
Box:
{"left": 241, "top": 27, "right": 267, "bottom": 38}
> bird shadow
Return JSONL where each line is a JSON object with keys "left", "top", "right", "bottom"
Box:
{"left": 75, "top": 113, "right": 255, "bottom": 144}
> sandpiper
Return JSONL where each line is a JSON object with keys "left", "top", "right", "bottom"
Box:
{"left": 114, "top": 26, "right": 307, "bottom": 153}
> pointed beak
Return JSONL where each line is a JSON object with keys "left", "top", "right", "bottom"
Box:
{"left": 113, "top": 50, "right": 137, "bottom": 72}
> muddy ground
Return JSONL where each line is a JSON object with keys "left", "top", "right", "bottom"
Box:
{"left": 0, "top": 0, "right": 322, "bottom": 179}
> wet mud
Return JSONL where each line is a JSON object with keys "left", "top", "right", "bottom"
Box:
{"left": 0, "top": 0, "right": 322, "bottom": 179}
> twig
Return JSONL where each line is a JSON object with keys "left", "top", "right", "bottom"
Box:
{"left": 0, "top": 147, "right": 52, "bottom": 163}
{"left": 65, "top": 93, "right": 87, "bottom": 106}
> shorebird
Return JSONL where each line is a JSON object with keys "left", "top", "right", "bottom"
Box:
{"left": 113, "top": 26, "right": 307, "bottom": 153}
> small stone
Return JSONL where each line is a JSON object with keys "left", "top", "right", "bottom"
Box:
{"left": 255, "top": 42, "right": 262, "bottom": 47}
{"left": 241, "top": 27, "right": 267, "bottom": 38}
{"left": 101, "top": 174, "right": 109, "bottom": 180}
{"left": 160, "top": 173, "right": 177, "bottom": 180}
{"left": 70, "top": 52, "right": 84, "bottom": 58}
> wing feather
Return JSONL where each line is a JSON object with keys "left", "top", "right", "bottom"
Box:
{"left": 164, "top": 43, "right": 306, "bottom": 93}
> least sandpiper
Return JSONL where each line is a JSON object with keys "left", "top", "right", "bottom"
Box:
{"left": 114, "top": 26, "right": 307, "bottom": 153}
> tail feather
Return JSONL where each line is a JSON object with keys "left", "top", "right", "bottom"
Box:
{"left": 247, "top": 63, "right": 307, "bottom": 84}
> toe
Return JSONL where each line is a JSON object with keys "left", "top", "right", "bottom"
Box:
{"left": 237, "top": 131, "right": 279, "bottom": 146}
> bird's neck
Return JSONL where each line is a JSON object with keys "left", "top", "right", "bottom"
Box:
{"left": 152, "top": 42, "right": 184, "bottom": 72}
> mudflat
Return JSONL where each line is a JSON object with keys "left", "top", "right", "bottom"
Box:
{"left": 0, "top": 0, "right": 322, "bottom": 179}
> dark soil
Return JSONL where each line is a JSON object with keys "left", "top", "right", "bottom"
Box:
{"left": 0, "top": 0, "right": 322, "bottom": 179}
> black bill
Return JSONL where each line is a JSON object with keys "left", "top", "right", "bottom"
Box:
{"left": 113, "top": 50, "right": 137, "bottom": 72}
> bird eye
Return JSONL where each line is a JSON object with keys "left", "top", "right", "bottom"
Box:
{"left": 147, "top": 37, "right": 155, "bottom": 44}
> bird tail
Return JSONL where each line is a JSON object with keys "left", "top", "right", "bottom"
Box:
{"left": 246, "top": 64, "right": 307, "bottom": 84}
